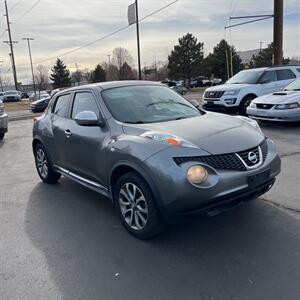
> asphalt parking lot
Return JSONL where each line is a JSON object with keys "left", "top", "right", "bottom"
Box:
{"left": 1, "top": 119, "right": 300, "bottom": 300}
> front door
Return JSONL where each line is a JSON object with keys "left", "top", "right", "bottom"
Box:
{"left": 63, "top": 91, "right": 109, "bottom": 187}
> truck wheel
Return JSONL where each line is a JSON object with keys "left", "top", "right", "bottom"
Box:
{"left": 239, "top": 95, "right": 255, "bottom": 116}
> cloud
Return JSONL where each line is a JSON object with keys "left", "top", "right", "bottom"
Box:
{"left": 0, "top": 0, "right": 299, "bottom": 82}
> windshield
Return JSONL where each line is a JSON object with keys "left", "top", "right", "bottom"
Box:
{"left": 5, "top": 90, "right": 18, "bottom": 95}
{"left": 101, "top": 85, "right": 201, "bottom": 123}
{"left": 284, "top": 78, "right": 300, "bottom": 91}
{"left": 227, "top": 69, "right": 264, "bottom": 84}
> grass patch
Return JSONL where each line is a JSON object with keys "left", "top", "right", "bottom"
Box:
{"left": 4, "top": 101, "right": 30, "bottom": 111}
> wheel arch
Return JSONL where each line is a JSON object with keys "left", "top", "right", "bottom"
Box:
{"left": 109, "top": 161, "right": 166, "bottom": 217}
{"left": 242, "top": 93, "right": 258, "bottom": 101}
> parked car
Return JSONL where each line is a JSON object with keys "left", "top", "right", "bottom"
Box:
{"left": 32, "top": 81, "right": 281, "bottom": 238}
{"left": 247, "top": 78, "right": 300, "bottom": 122}
{"left": 30, "top": 89, "right": 62, "bottom": 113}
{"left": 202, "top": 65, "right": 300, "bottom": 115}
{"left": 161, "top": 80, "right": 177, "bottom": 87}
{"left": 21, "top": 92, "right": 30, "bottom": 99}
{"left": 171, "top": 85, "right": 188, "bottom": 95}
{"left": 0, "top": 99, "right": 8, "bottom": 140}
{"left": 29, "top": 91, "right": 50, "bottom": 101}
{"left": 0, "top": 92, "right": 4, "bottom": 101}
{"left": 3, "top": 90, "right": 21, "bottom": 102}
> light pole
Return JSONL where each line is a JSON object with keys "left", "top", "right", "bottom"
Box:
{"left": 135, "top": 0, "right": 142, "bottom": 79}
{"left": 22, "top": 38, "right": 36, "bottom": 97}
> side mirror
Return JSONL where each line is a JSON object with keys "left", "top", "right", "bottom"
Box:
{"left": 75, "top": 111, "right": 105, "bottom": 127}
{"left": 190, "top": 99, "right": 200, "bottom": 108}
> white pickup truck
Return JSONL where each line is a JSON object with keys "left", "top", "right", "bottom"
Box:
{"left": 202, "top": 65, "right": 300, "bottom": 115}
{"left": 0, "top": 99, "right": 8, "bottom": 140}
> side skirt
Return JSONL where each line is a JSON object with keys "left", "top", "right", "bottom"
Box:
{"left": 54, "top": 165, "right": 111, "bottom": 199}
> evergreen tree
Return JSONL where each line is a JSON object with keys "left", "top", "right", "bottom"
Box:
{"left": 119, "top": 62, "right": 135, "bottom": 80}
{"left": 168, "top": 33, "right": 204, "bottom": 82}
{"left": 50, "top": 58, "right": 72, "bottom": 88}
{"left": 249, "top": 42, "right": 290, "bottom": 67}
{"left": 91, "top": 64, "right": 106, "bottom": 83}
{"left": 202, "top": 39, "right": 243, "bottom": 81}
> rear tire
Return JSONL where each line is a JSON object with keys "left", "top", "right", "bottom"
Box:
{"left": 34, "top": 143, "right": 61, "bottom": 184}
{"left": 239, "top": 95, "right": 255, "bottom": 116}
{"left": 114, "top": 172, "right": 165, "bottom": 239}
{"left": 0, "top": 133, "right": 4, "bottom": 140}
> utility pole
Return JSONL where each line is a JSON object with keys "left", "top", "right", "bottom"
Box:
{"left": 273, "top": 0, "right": 283, "bottom": 65}
{"left": 259, "top": 41, "right": 264, "bottom": 52}
{"left": 0, "top": 60, "right": 4, "bottom": 92}
{"left": 4, "top": 0, "right": 18, "bottom": 90}
{"left": 22, "top": 38, "right": 36, "bottom": 96}
{"left": 135, "top": 0, "right": 142, "bottom": 80}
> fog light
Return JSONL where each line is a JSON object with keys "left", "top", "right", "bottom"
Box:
{"left": 225, "top": 98, "right": 237, "bottom": 105}
{"left": 187, "top": 165, "right": 208, "bottom": 184}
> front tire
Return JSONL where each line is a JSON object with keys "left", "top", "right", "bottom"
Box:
{"left": 239, "top": 95, "right": 255, "bottom": 116}
{"left": 114, "top": 172, "right": 165, "bottom": 239}
{"left": 34, "top": 143, "right": 61, "bottom": 184}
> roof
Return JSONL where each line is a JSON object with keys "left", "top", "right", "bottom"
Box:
{"left": 60, "top": 80, "right": 163, "bottom": 94}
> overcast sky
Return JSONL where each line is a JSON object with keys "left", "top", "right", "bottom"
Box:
{"left": 0, "top": 0, "right": 299, "bottom": 84}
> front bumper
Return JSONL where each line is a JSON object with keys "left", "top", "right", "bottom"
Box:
{"left": 145, "top": 139, "right": 281, "bottom": 222}
{"left": 0, "top": 113, "right": 8, "bottom": 133}
{"left": 202, "top": 97, "right": 239, "bottom": 113}
{"left": 247, "top": 107, "right": 300, "bottom": 122}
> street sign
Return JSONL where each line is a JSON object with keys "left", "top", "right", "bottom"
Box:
{"left": 128, "top": 2, "right": 136, "bottom": 25}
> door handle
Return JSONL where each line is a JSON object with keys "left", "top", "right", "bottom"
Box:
{"left": 65, "top": 129, "right": 72, "bottom": 138}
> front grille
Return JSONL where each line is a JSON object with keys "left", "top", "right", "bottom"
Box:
{"left": 173, "top": 139, "right": 268, "bottom": 171}
{"left": 204, "top": 91, "right": 224, "bottom": 99}
{"left": 256, "top": 103, "right": 273, "bottom": 110}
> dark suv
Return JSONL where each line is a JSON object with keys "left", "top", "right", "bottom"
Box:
{"left": 32, "top": 81, "right": 280, "bottom": 238}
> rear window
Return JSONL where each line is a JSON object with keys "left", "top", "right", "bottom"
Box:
{"left": 53, "top": 94, "right": 70, "bottom": 117}
{"left": 276, "top": 69, "right": 296, "bottom": 80}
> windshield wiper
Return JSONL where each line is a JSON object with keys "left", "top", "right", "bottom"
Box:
{"left": 124, "top": 120, "right": 146, "bottom": 124}
{"left": 147, "top": 100, "right": 194, "bottom": 109}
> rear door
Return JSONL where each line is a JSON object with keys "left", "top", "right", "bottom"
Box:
{"left": 50, "top": 93, "right": 71, "bottom": 167}
{"left": 63, "top": 90, "right": 109, "bottom": 186}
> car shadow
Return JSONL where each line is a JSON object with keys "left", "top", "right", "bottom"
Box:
{"left": 25, "top": 179, "right": 300, "bottom": 300}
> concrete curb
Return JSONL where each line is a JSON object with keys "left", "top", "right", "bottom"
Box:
{"left": 8, "top": 113, "right": 40, "bottom": 122}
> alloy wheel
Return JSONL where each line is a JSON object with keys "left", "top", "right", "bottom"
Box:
{"left": 119, "top": 183, "right": 148, "bottom": 230}
{"left": 36, "top": 148, "right": 48, "bottom": 178}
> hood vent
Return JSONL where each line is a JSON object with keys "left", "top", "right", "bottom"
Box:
{"left": 273, "top": 92, "right": 287, "bottom": 96}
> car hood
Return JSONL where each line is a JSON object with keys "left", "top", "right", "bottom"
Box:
{"left": 253, "top": 90, "right": 300, "bottom": 105}
{"left": 205, "top": 83, "right": 252, "bottom": 92}
{"left": 122, "top": 112, "right": 264, "bottom": 155}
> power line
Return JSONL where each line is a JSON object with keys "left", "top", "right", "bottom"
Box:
{"left": 18, "top": 0, "right": 179, "bottom": 67}
{"left": 13, "top": 0, "right": 41, "bottom": 25}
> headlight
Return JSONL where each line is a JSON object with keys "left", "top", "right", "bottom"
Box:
{"left": 236, "top": 116, "right": 263, "bottom": 134}
{"left": 223, "top": 89, "right": 240, "bottom": 96}
{"left": 274, "top": 103, "right": 300, "bottom": 110}
{"left": 140, "top": 131, "right": 198, "bottom": 148}
{"left": 249, "top": 102, "right": 256, "bottom": 108}
{"left": 187, "top": 165, "right": 208, "bottom": 184}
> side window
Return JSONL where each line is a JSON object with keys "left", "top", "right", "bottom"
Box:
{"left": 53, "top": 94, "right": 70, "bottom": 117}
{"left": 276, "top": 69, "right": 296, "bottom": 80}
{"left": 260, "top": 71, "right": 277, "bottom": 83}
{"left": 297, "top": 68, "right": 300, "bottom": 74}
{"left": 71, "top": 92, "right": 99, "bottom": 119}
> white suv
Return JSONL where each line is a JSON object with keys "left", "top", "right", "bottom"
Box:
{"left": 202, "top": 66, "right": 300, "bottom": 115}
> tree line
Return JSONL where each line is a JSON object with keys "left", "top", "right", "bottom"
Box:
{"left": 33, "top": 33, "right": 291, "bottom": 90}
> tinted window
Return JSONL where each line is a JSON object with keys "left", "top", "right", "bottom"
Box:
{"left": 276, "top": 69, "right": 296, "bottom": 80}
{"left": 297, "top": 68, "right": 300, "bottom": 74}
{"left": 260, "top": 71, "right": 277, "bottom": 83}
{"left": 53, "top": 94, "right": 70, "bottom": 117}
{"left": 72, "top": 92, "right": 99, "bottom": 119}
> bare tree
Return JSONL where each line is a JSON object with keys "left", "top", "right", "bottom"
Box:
{"left": 35, "top": 65, "right": 49, "bottom": 94}
{"left": 112, "top": 47, "right": 134, "bottom": 79}
{"left": 71, "top": 69, "right": 83, "bottom": 86}
{"left": 102, "top": 62, "right": 119, "bottom": 81}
